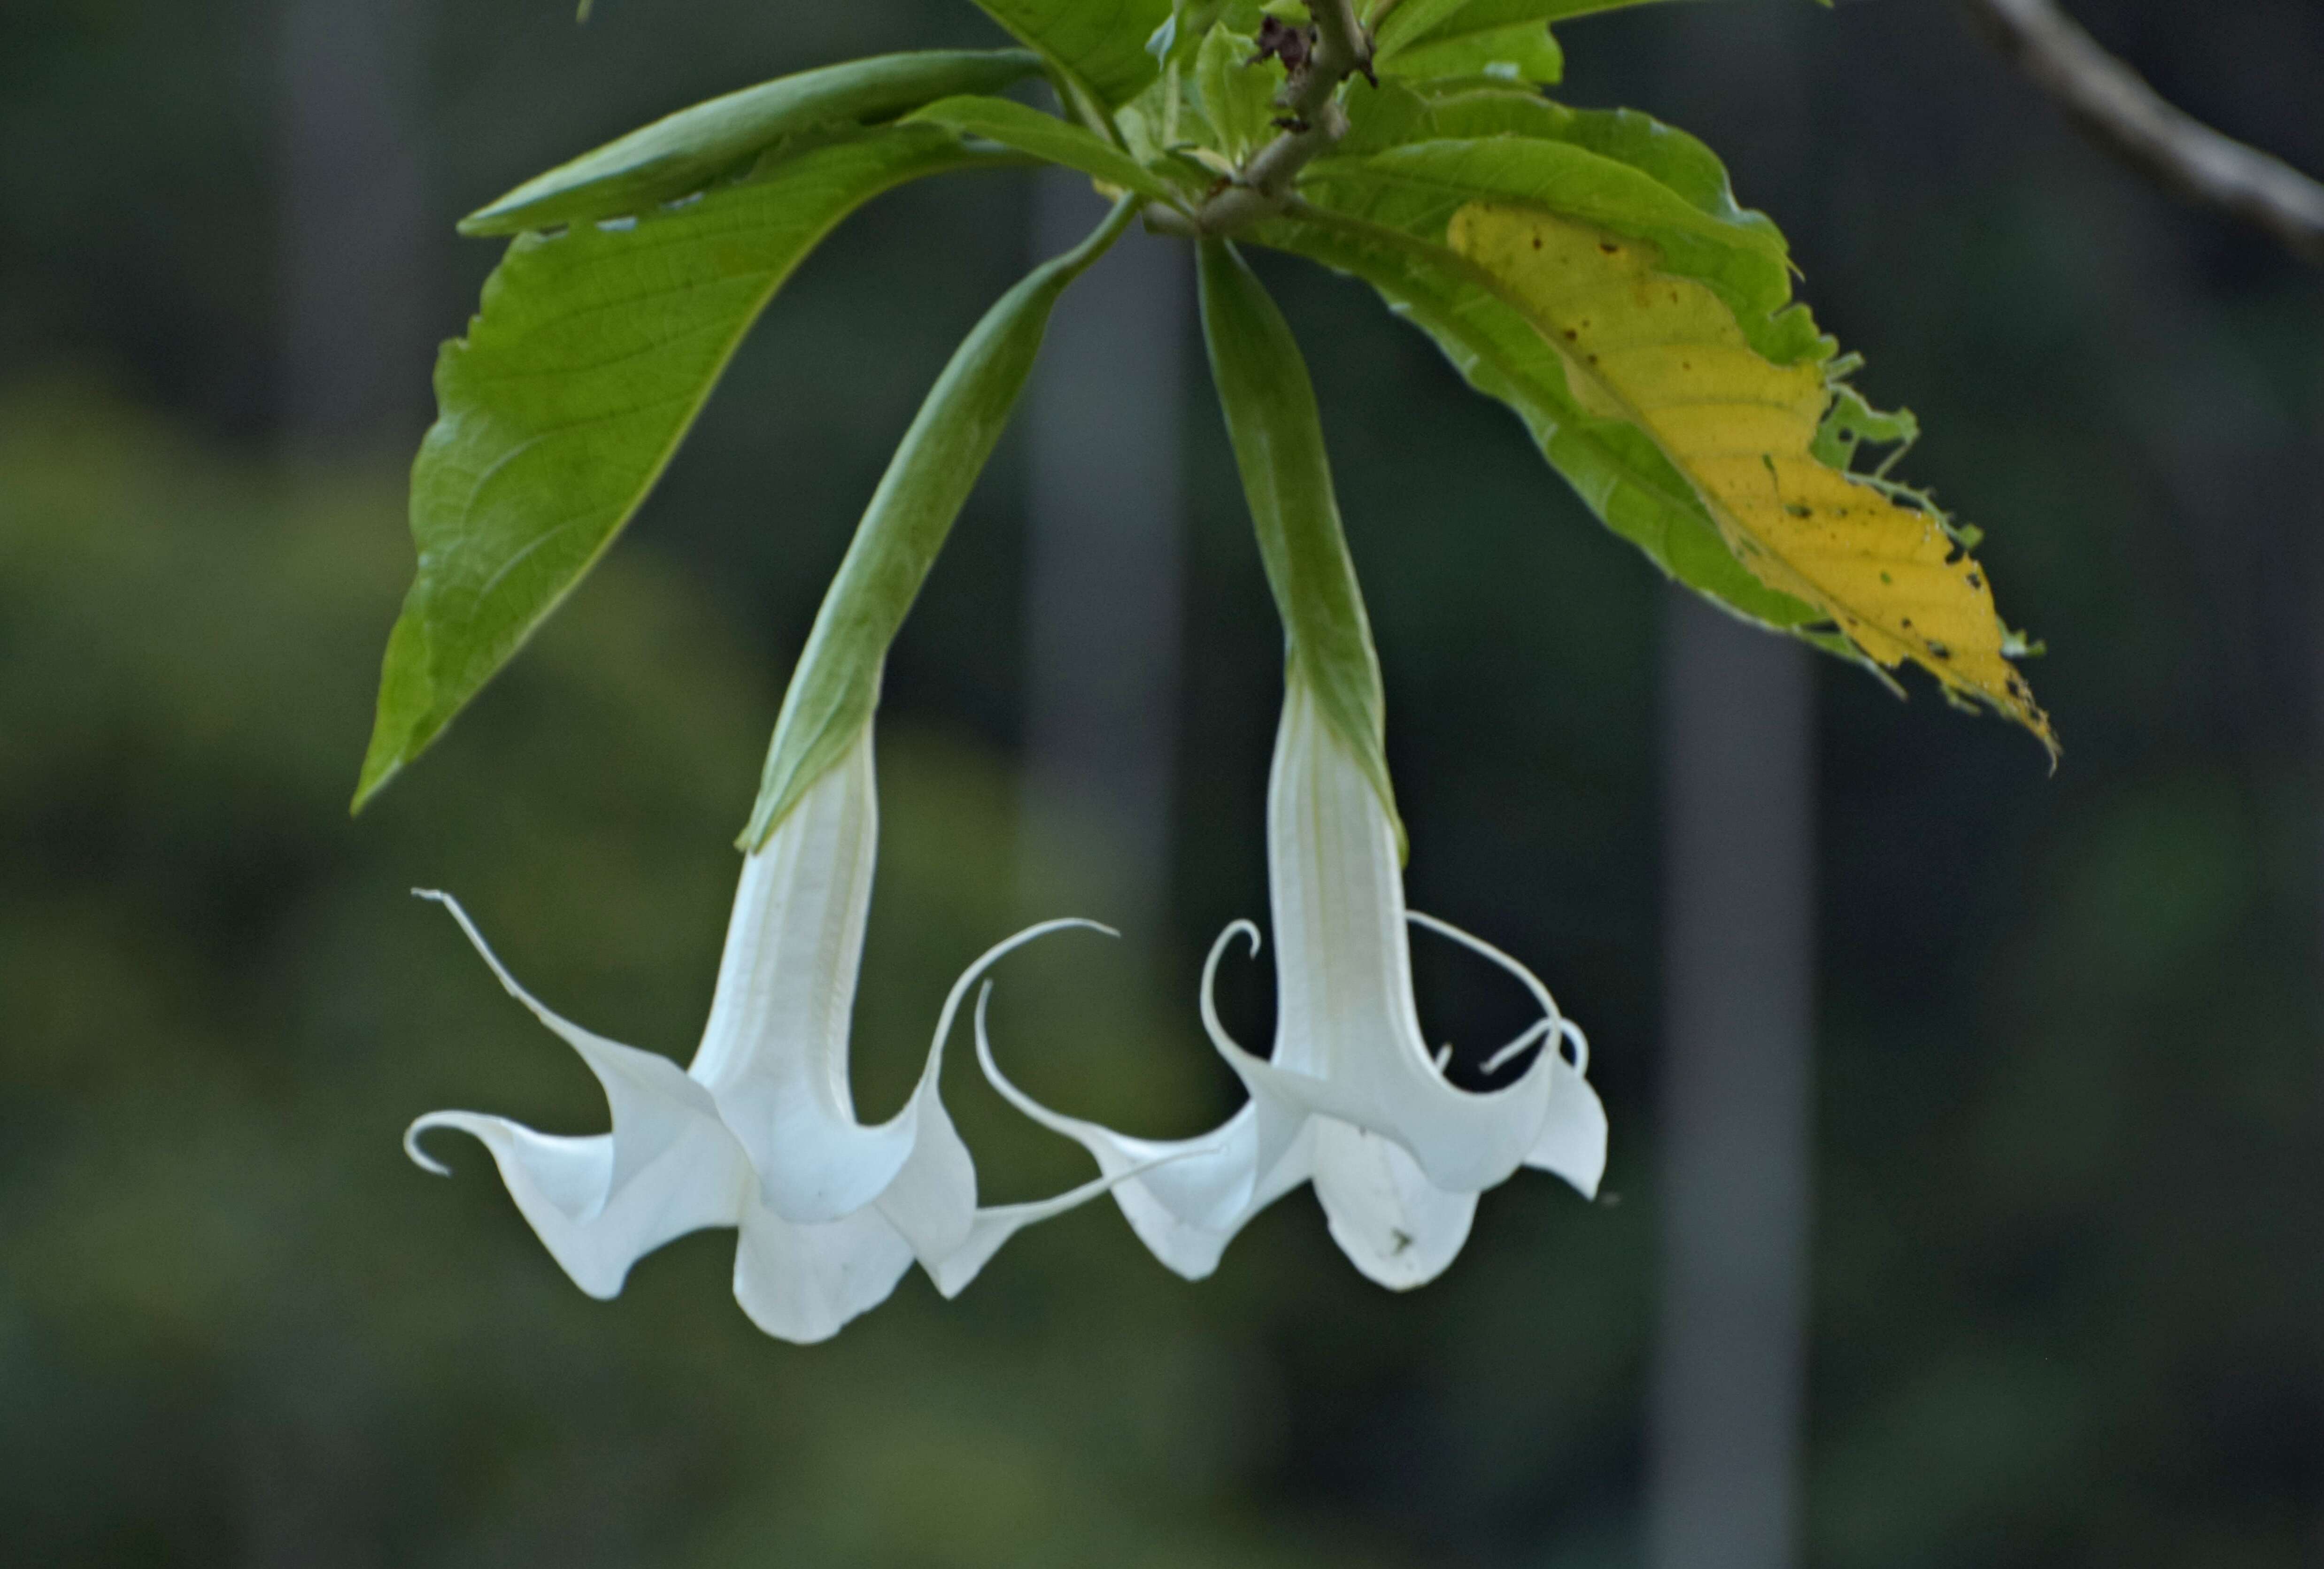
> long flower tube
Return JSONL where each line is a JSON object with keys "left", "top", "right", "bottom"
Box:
{"left": 403, "top": 197, "right": 1147, "bottom": 1340}
{"left": 975, "top": 241, "right": 1606, "bottom": 1289}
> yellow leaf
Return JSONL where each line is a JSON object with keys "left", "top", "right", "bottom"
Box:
{"left": 1449, "top": 201, "right": 2054, "bottom": 756}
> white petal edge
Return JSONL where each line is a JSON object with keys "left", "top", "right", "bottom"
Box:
{"left": 1407, "top": 909, "right": 1607, "bottom": 1199}
{"left": 1308, "top": 1121, "right": 1479, "bottom": 1290}
{"left": 870, "top": 915, "right": 1115, "bottom": 1267}
{"left": 922, "top": 971, "right": 1261, "bottom": 1294}
{"left": 404, "top": 892, "right": 750, "bottom": 1298}
{"left": 731, "top": 1198, "right": 915, "bottom": 1344}
{"left": 1197, "top": 915, "right": 1559, "bottom": 1195}
{"left": 973, "top": 970, "right": 1315, "bottom": 1281}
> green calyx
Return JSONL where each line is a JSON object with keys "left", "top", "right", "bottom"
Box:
{"left": 739, "top": 196, "right": 1143, "bottom": 850}
{"left": 1197, "top": 238, "right": 1408, "bottom": 861}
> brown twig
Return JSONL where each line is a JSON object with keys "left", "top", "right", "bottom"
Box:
{"left": 1961, "top": 0, "right": 2324, "bottom": 264}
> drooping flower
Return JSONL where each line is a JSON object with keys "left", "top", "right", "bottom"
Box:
{"left": 980, "top": 677, "right": 1606, "bottom": 1289}
{"left": 408, "top": 725, "right": 1122, "bottom": 1341}
{"left": 971, "top": 239, "right": 1608, "bottom": 1290}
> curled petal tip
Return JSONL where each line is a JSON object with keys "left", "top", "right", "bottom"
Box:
{"left": 1480, "top": 1016, "right": 1553, "bottom": 1077}
{"left": 1554, "top": 1017, "right": 1591, "bottom": 1076}
{"left": 402, "top": 1117, "right": 456, "bottom": 1176}
{"left": 971, "top": 980, "right": 1072, "bottom": 1135}
{"left": 1197, "top": 920, "right": 1269, "bottom": 1072}
{"left": 928, "top": 915, "right": 1125, "bottom": 1069}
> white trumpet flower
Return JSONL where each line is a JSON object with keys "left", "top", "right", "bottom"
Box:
{"left": 981, "top": 678, "right": 1607, "bottom": 1290}
{"left": 407, "top": 727, "right": 1115, "bottom": 1342}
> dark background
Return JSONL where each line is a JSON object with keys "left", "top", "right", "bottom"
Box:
{"left": 2, "top": 0, "right": 2319, "bottom": 1563}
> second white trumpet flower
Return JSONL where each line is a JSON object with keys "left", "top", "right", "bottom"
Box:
{"left": 982, "top": 676, "right": 1606, "bottom": 1290}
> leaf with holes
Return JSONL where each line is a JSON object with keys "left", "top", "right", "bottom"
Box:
{"left": 1451, "top": 202, "right": 2052, "bottom": 750}
{"left": 1257, "top": 204, "right": 1853, "bottom": 659}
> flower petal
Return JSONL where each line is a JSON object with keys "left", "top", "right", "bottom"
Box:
{"left": 926, "top": 1162, "right": 1189, "bottom": 1299}
{"left": 870, "top": 1078, "right": 978, "bottom": 1266}
{"left": 405, "top": 892, "right": 748, "bottom": 1297}
{"left": 1527, "top": 1028, "right": 1608, "bottom": 1199}
{"left": 1408, "top": 910, "right": 1607, "bottom": 1198}
{"left": 1308, "top": 1121, "right": 1479, "bottom": 1291}
{"left": 866, "top": 916, "right": 1121, "bottom": 1270}
{"left": 731, "top": 1197, "right": 916, "bottom": 1344}
{"left": 418, "top": 890, "right": 719, "bottom": 1197}
{"left": 975, "top": 976, "right": 1313, "bottom": 1281}
{"left": 406, "top": 1114, "right": 748, "bottom": 1299}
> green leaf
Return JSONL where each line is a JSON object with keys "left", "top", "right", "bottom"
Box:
{"left": 970, "top": 0, "right": 1175, "bottom": 108}
{"left": 1254, "top": 205, "right": 1850, "bottom": 651}
{"left": 1194, "top": 23, "right": 1280, "bottom": 166}
{"left": 461, "top": 50, "right": 1041, "bottom": 236}
{"left": 1152, "top": 3, "right": 1253, "bottom": 58}
{"left": 1377, "top": 21, "right": 1563, "bottom": 85}
{"left": 1372, "top": 0, "right": 1477, "bottom": 59}
{"left": 1383, "top": 0, "right": 1691, "bottom": 50}
{"left": 904, "top": 94, "right": 1188, "bottom": 204}
{"left": 1339, "top": 80, "right": 1779, "bottom": 239}
{"left": 741, "top": 199, "right": 1141, "bottom": 846}
{"left": 1305, "top": 133, "right": 1821, "bottom": 364}
{"left": 1195, "top": 238, "right": 1406, "bottom": 856}
{"left": 354, "top": 127, "right": 1015, "bottom": 812}
{"left": 1147, "top": 0, "right": 1268, "bottom": 67}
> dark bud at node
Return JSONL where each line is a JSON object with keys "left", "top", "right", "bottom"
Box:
{"left": 1250, "top": 16, "right": 1317, "bottom": 75}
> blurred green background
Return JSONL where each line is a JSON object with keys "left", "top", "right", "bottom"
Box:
{"left": 2, "top": 0, "right": 2319, "bottom": 1563}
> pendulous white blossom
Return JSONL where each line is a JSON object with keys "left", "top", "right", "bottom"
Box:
{"left": 406, "top": 726, "right": 1122, "bottom": 1342}
{"left": 980, "top": 677, "right": 1606, "bottom": 1290}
